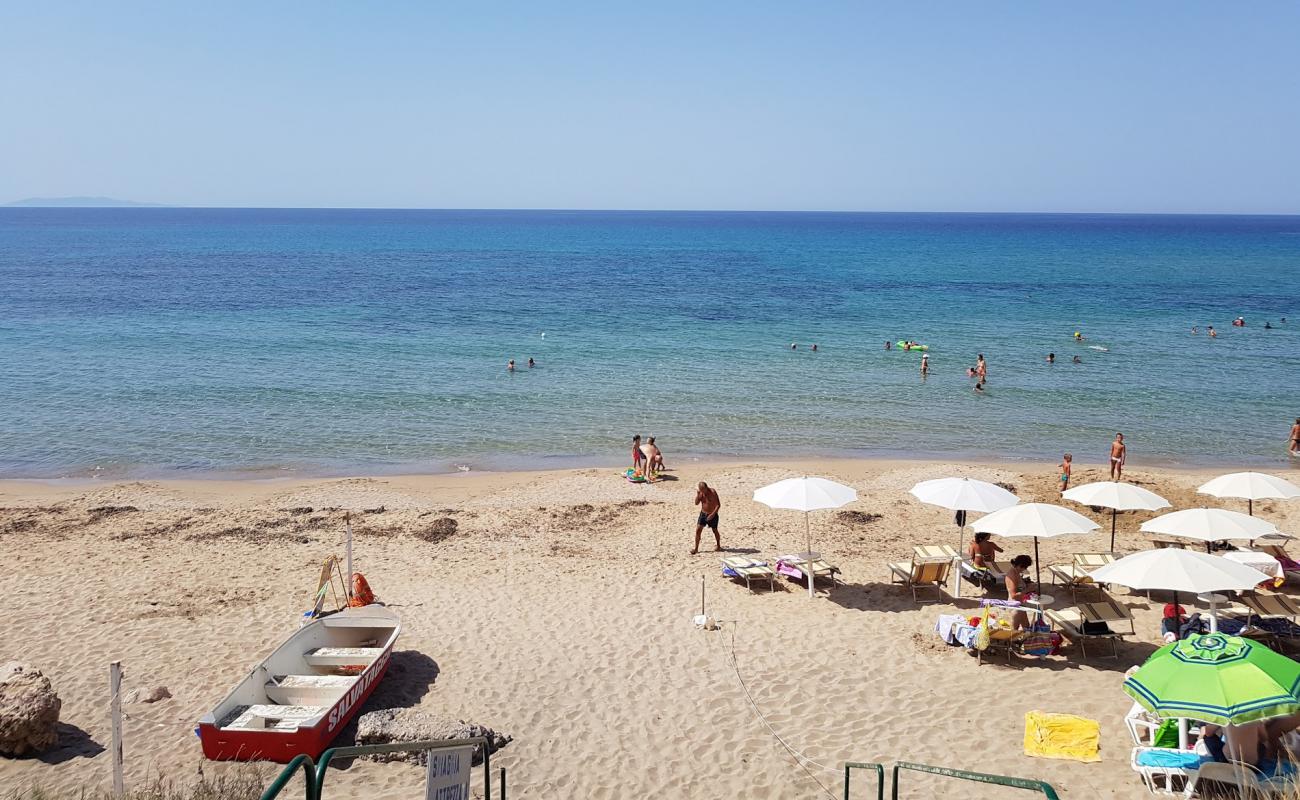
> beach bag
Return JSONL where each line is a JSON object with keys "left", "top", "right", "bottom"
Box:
{"left": 974, "top": 606, "right": 992, "bottom": 651}
{"left": 1016, "top": 631, "right": 1062, "bottom": 658}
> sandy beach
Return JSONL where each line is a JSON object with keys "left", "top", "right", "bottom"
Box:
{"left": 3, "top": 457, "right": 1298, "bottom": 798}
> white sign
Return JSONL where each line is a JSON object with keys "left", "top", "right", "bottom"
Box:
{"left": 424, "top": 745, "right": 473, "bottom": 800}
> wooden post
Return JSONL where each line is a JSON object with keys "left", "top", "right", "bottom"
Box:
{"left": 345, "top": 513, "right": 354, "bottom": 600}
{"left": 110, "top": 661, "right": 124, "bottom": 795}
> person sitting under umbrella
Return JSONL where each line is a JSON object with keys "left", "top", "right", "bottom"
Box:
{"left": 1005, "top": 555, "right": 1035, "bottom": 630}
{"left": 1160, "top": 603, "right": 1206, "bottom": 642}
{"left": 966, "top": 532, "right": 1003, "bottom": 591}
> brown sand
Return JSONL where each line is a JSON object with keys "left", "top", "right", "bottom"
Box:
{"left": 3, "top": 458, "right": 1297, "bottom": 798}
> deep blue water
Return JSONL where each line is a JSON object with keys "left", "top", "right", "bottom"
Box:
{"left": 1, "top": 208, "right": 1297, "bottom": 478}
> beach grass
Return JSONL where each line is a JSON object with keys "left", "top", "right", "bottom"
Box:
{"left": 3, "top": 772, "right": 267, "bottom": 800}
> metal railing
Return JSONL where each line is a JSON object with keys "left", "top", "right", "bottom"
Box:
{"left": 843, "top": 761, "right": 885, "bottom": 800}
{"left": 892, "top": 762, "right": 1060, "bottom": 800}
{"left": 259, "top": 738, "right": 503, "bottom": 800}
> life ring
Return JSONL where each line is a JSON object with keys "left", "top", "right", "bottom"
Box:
{"left": 625, "top": 468, "right": 646, "bottom": 483}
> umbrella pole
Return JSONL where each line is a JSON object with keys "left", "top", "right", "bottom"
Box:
{"left": 1110, "top": 509, "right": 1117, "bottom": 553}
{"left": 953, "top": 518, "right": 966, "bottom": 598}
{"left": 1173, "top": 590, "right": 1179, "bottom": 641}
{"left": 1034, "top": 537, "right": 1041, "bottom": 588}
{"left": 1249, "top": 499, "right": 1254, "bottom": 516}
{"left": 805, "top": 512, "right": 813, "bottom": 600}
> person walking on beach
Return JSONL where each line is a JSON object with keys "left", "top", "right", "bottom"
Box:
{"left": 1059, "top": 453, "right": 1073, "bottom": 494}
{"left": 1109, "top": 433, "right": 1127, "bottom": 480}
{"left": 692, "top": 481, "right": 721, "bottom": 554}
{"left": 976, "top": 354, "right": 987, "bottom": 382}
{"left": 1290, "top": 418, "right": 1300, "bottom": 457}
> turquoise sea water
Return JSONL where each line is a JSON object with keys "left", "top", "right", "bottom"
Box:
{"left": 1, "top": 209, "right": 1297, "bottom": 478}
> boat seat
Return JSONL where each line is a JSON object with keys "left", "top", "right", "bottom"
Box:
{"left": 264, "top": 674, "right": 355, "bottom": 706}
{"left": 303, "top": 647, "right": 384, "bottom": 667}
{"left": 222, "top": 703, "right": 325, "bottom": 731}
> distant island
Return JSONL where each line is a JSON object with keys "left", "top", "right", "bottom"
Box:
{"left": 4, "top": 196, "right": 166, "bottom": 208}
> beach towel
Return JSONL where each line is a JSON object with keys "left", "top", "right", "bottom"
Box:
{"left": 1135, "top": 749, "right": 1201, "bottom": 769}
{"left": 1023, "top": 711, "right": 1101, "bottom": 763}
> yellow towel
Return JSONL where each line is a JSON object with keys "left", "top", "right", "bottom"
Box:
{"left": 1023, "top": 711, "right": 1101, "bottom": 763}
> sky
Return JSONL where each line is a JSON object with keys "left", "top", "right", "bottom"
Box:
{"left": 2, "top": 2, "right": 1299, "bottom": 213}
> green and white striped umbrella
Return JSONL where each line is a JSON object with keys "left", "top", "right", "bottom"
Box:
{"left": 1123, "top": 633, "right": 1300, "bottom": 725}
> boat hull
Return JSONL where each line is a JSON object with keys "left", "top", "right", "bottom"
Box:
{"left": 197, "top": 606, "right": 399, "bottom": 762}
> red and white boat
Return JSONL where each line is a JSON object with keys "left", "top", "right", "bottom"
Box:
{"left": 197, "top": 605, "right": 400, "bottom": 762}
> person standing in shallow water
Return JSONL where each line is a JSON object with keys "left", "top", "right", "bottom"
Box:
{"left": 976, "top": 354, "right": 987, "bottom": 382}
{"left": 1290, "top": 418, "right": 1300, "bottom": 457}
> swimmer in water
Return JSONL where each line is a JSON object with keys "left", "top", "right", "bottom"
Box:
{"left": 1047, "top": 353, "right": 1055, "bottom": 364}
{"left": 1073, "top": 331, "right": 1084, "bottom": 341}
{"left": 1265, "top": 322, "right": 1273, "bottom": 330}
{"left": 791, "top": 342, "right": 797, "bottom": 350}
{"left": 528, "top": 357, "right": 535, "bottom": 368}
{"left": 507, "top": 359, "right": 515, "bottom": 372}
{"left": 966, "top": 366, "right": 976, "bottom": 377}
{"left": 1072, "top": 355, "right": 1082, "bottom": 364}
{"left": 1208, "top": 326, "right": 1217, "bottom": 338}
{"left": 811, "top": 343, "right": 818, "bottom": 352}
{"left": 885, "top": 340, "right": 892, "bottom": 350}
{"left": 1191, "top": 326, "right": 1199, "bottom": 334}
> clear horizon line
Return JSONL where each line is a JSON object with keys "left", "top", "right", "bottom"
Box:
{"left": 6, "top": 202, "right": 1300, "bottom": 217}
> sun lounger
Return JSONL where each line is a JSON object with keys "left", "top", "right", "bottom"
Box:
{"left": 1256, "top": 544, "right": 1300, "bottom": 583}
{"left": 913, "top": 544, "right": 958, "bottom": 560}
{"left": 721, "top": 556, "right": 777, "bottom": 592}
{"left": 1130, "top": 747, "right": 1201, "bottom": 795}
{"left": 1184, "top": 760, "right": 1294, "bottom": 797}
{"left": 775, "top": 553, "right": 840, "bottom": 588}
{"left": 1048, "top": 553, "right": 1118, "bottom": 601}
{"left": 1151, "top": 539, "right": 1186, "bottom": 550}
{"left": 888, "top": 556, "right": 952, "bottom": 603}
{"left": 1046, "top": 595, "right": 1135, "bottom": 658}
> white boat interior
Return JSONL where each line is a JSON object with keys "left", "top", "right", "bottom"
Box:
{"left": 203, "top": 606, "right": 400, "bottom": 733}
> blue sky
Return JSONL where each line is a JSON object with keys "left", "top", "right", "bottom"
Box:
{"left": 3, "top": 3, "right": 1298, "bottom": 212}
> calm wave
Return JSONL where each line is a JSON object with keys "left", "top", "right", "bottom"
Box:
{"left": 1, "top": 209, "right": 1297, "bottom": 478}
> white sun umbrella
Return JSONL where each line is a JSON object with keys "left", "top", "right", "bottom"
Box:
{"left": 1198, "top": 472, "right": 1300, "bottom": 516}
{"left": 972, "top": 503, "right": 1100, "bottom": 586}
{"left": 1141, "top": 508, "right": 1279, "bottom": 552}
{"left": 1062, "top": 481, "right": 1171, "bottom": 552}
{"left": 753, "top": 477, "right": 857, "bottom": 598}
{"left": 909, "top": 477, "right": 1019, "bottom": 550}
{"left": 1089, "top": 548, "right": 1272, "bottom": 634}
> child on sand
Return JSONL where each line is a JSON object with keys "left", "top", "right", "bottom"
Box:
{"left": 1059, "top": 453, "right": 1072, "bottom": 493}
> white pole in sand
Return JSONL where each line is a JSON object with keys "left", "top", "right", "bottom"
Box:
{"left": 345, "top": 513, "right": 354, "bottom": 600}
{"left": 110, "top": 661, "right": 124, "bottom": 796}
{"left": 805, "top": 512, "right": 814, "bottom": 599}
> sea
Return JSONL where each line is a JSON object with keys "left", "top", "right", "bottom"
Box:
{"left": 1, "top": 208, "right": 1297, "bottom": 479}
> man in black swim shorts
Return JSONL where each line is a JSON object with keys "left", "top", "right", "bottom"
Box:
{"left": 692, "top": 481, "right": 722, "bottom": 554}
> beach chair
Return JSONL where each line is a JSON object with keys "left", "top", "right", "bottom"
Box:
{"left": 1047, "top": 594, "right": 1135, "bottom": 658}
{"left": 1183, "top": 760, "right": 1290, "bottom": 798}
{"left": 721, "top": 556, "right": 777, "bottom": 592}
{"left": 1222, "top": 594, "right": 1300, "bottom": 651}
{"left": 888, "top": 556, "right": 952, "bottom": 603}
{"left": 1047, "top": 607, "right": 1124, "bottom": 659}
{"left": 1151, "top": 539, "right": 1187, "bottom": 550}
{"left": 1048, "top": 553, "right": 1117, "bottom": 601}
{"left": 1256, "top": 544, "right": 1300, "bottom": 583}
{"left": 776, "top": 553, "right": 841, "bottom": 589}
{"left": 1129, "top": 747, "right": 1200, "bottom": 795}
{"left": 1125, "top": 702, "right": 1161, "bottom": 747}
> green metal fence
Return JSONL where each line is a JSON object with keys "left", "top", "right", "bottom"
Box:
{"left": 841, "top": 760, "right": 1058, "bottom": 800}
{"left": 843, "top": 761, "right": 885, "bottom": 800}
{"left": 891, "top": 762, "right": 1059, "bottom": 800}
{"left": 259, "top": 738, "right": 503, "bottom": 800}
